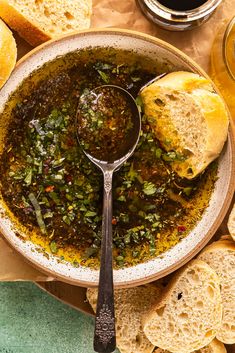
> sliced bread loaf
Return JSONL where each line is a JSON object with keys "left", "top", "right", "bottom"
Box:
{"left": 228, "top": 203, "right": 235, "bottom": 241}
{"left": 140, "top": 71, "right": 229, "bottom": 179}
{"left": 198, "top": 240, "right": 235, "bottom": 344}
{"left": 0, "top": 0, "right": 92, "bottom": 46}
{"left": 154, "top": 338, "right": 227, "bottom": 353}
{"left": 0, "top": 18, "right": 17, "bottom": 88}
{"left": 143, "top": 259, "right": 222, "bottom": 353}
{"left": 87, "top": 284, "right": 162, "bottom": 353}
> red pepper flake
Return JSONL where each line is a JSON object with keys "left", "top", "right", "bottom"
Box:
{"left": 128, "top": 190, "right": 134, "bottom": 198}
{"left": 67, "top": 138, "right": 75, "bottom": 147}
{"left": 45, "top": 185, "right": 55, "bottom": 193}
{"left": 44, "top": 158, "right": 51, "bottom": 165}
{"left": 178, "top": 225, "right": 186, "bottom": 233}
{"left": 44, "top": 166, "right": 49, "bottom": 174}
{"left": 65, "top": 175, "right": 73, "bottom": 183}
{"left": 112, "top": 218, "right": 117, "bottom": 225}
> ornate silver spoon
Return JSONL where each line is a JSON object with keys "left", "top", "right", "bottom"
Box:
{"left": 76, "top": 85, "right": 141, "bottom": 353}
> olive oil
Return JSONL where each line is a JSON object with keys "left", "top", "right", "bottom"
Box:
{"left": 0, "top": 48, "right": 217, "bottom": 269}
{"left": 210, "top": 17, "right": 235, "bottom": 120}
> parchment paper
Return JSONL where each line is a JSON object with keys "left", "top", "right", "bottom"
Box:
{"left": 91, "top": 0, "right": 234, "bottom": 72}
{"left": 0, "top": 0, "right": 234, "bottom": 281}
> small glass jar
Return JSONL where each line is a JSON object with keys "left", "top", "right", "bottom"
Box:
{"left": 210, "top": 16, "right": 235, "bottom": 120}
{"left": 137, "top": 0, "right": 223, "bottom": 31}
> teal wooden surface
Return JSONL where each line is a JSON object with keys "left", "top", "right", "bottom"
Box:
{"left": 0, "top": 282, "right": 98, "bottom": 353}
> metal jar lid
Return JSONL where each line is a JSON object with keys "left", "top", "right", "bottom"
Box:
{"left": 137, "top": 0, "right": 223, "bottom": 31}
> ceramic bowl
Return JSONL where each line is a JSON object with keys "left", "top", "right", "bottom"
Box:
{"left": 0, "top": 29, "right": 234, "bottom": 287}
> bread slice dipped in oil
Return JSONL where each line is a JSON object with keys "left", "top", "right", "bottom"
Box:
{"left": 143, "top": 259, "right": 222, "bottom": 353}
{"left": 0, "top": 18, "right": 17, "bottom": 89}
{"left": 198, "top": 240, "right": 235, "bottom": 344}
{"left": 140, "top": 71, "right": 229, "bottom": 179}
{"left": 87, "top": 284, "right": 162, "bottom": 353}
{"left": 0, "top": 0, "right": 92, "bottom": 46}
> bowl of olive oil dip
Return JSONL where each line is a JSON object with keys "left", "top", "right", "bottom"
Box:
{"left": 0, "top": 29, "right": 234, "bottom": 287}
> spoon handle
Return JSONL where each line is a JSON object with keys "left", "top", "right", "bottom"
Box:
{"left": 94, "top": 170, "right": 116, "bottom": 353}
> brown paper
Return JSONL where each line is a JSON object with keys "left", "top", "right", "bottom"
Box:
{"left": 0, "top": 0, "right": 234, "bottom": 281}
{"left": 91, "top": 0, "right": 234, "bottom": 72}
{"left": 0, "top": 238, "right": 52, "bottom": 281}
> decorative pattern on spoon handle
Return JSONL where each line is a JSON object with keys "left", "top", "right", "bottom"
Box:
{"left": 94, "top": 170, "right": 116, "bottom": 353}
{"left": 95, "top": 303, "right": 115, "bottom": 346}
{"left": 103, "top": 170, "right": 112, "bottom": 193}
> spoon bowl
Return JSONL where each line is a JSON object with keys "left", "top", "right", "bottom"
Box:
{"left": 77, "top": 85, "right": 141, "bottom": 167}
{"left": 76, "top": 85, "right": 141, "bottom": 353}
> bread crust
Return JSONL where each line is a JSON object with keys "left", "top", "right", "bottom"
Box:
{"left": 0, "top": 18, "right": 17, "bottom": 88}
{"left": 209, "top": 339, "right": 227, "bottom": 353}
{"left": 154, "top": 71, "right": 213, "bottom": 92}
{"left": 0, "top": 0, "right": 50, "bottom": 46}
{"left": 228, "top": 203, "right": 235, "bottom": 241}
{"left": 199, "top": 239, "right": 235, "bottom": 254}
{"left": 154, "top": 338, "right": 227, "bottom": 353}
{"left": 193, "top": 90, "right": 229, "bottom": 170}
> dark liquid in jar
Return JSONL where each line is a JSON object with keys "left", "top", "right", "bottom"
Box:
{"left": 157, "top": 0, "right": 208, "bottom": 11}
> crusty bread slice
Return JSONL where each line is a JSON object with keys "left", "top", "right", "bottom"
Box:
{"left": 87, "top": 284, "right": 162, "bottom": 353}
{"left": 0, "top": 0, "right": 92, "bottom": 46}
{"left": 228, "top": 203, "right": 235, "bottom": 241}
{"left": 154, "top": 338, "right": 227, "bottom": 353}
{"left": 140, "top": 71, "right": 229, "bottom": 179}
{"left": 143, "top": 259, "right": 222, "bottom": 353}
{"left": 198, "top": 240, "right": 235, "bottom": 344}
{"left": 0, "top": 18, "right": 17, "bottom": 88}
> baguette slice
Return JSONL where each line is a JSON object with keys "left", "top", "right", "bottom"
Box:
{"left": 198, "top": 240, "right": 235, "bottom": 344}
{"left": 228, "top": 203, "right": 235, "bottom": 241}
{"left": 154, "top": 338, "right": 227, "bottom": 353}
{"left": 87, "top": 284, "right": 162, "bottom": 353}
{"left": 0, "top": 0, "right": 92, "bottom": 47}
{"left": 140, "top": 71, "right": 229, "bottom": 179}
{"left": 143, "top": 259, "right": 222, "bottom": 353}
{"left": 0, "top": 18, "right": 17, "bottom": 88}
